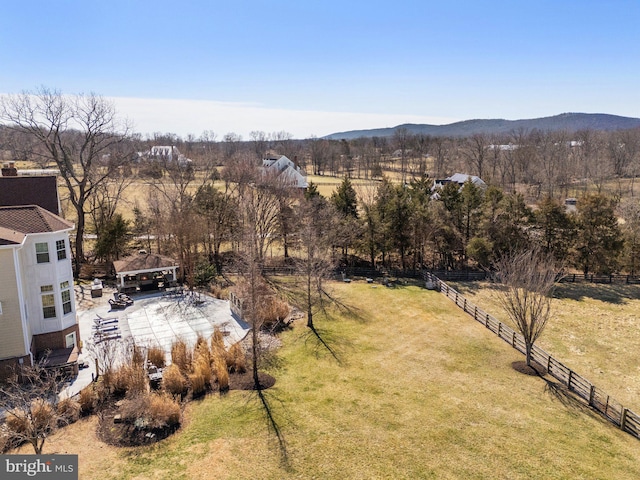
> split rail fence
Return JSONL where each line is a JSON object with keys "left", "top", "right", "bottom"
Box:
{"left": 425, "top": 272, "right": 640, "bottom": 440}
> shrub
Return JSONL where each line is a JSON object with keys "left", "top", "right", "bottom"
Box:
{"left": 5, "top": 409, "right": 28, "bottom": 435}
{"left": 146, "top": 393, "right": 181, "bottom": 428}
{"left": 228, "top": 342, "right": 246, "bottom": 374}
{"left": 78, "top": 386, "right": 98, "bottom": 415}
{"left": 210, "top": 328, "right": 225, "bottom": 353}
{"left": 212, "top": 354, "right": 229, "bottom": 392}
{"left": 258, "top": 297, "right": 291, "bottom": 330}
{"left": 188, "top": 370, "right": 207, "bottom": 397}
{"left": 119, "top": 394, "right": 147, "bottom": 425}
{"left": 31, "top": 399, "right": 55, "bottom": 432}
{"left": 193, "top": 353, "right": 212, "bottom": 386}
{"left": 120, "top": 393, "right": 181, "bottom": 430}
{"left": 171, "top": 339, "right": 192, "bottom": 375}
{"left": 56, "top": 398, "right": 81, "bottom": 426}
{"left": 162, "top": 364, "right": 187, "bottom": 397}
{"left": 111, "top": 364, "right": 147, "bottom": 397}
{"left": 147, "top": 345, "right": 166, "bottom": 369}
{"left": 210, "top": 284, "right": 228, "bottom": 299}
{"left": 132, "top": 345, "right": 145, "bottom": 368}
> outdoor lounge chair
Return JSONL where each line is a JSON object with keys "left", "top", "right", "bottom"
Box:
{"left": 108, "top": 298, "right": 127, "bottom": 310}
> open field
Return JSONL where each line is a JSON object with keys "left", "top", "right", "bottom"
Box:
{"left": 306, "top": 174, "right": 379, "bottom": 198}
{"left": 449, "top": 281, "right": 640, "bottom": 411}
{"left": 19, "top": 281, "right": 640, "bottom": 479}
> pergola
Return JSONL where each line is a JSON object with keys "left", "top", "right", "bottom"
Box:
{"left": 113, "top": 253, "right": 179, "bottom": 293}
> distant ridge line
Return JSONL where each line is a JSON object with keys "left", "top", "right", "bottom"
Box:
{"left": 323, "top": 113, "right": 640, "bottom": 140}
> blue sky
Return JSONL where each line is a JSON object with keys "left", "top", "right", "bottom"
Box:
{"left": 1, "top": 0, "right": 638, "bottom": 138}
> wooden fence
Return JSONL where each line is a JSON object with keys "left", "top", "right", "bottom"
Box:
{"left": 425, "top": 272, "right": 640, "bottom": 441}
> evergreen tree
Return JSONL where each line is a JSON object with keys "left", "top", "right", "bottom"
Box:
{"left": 331, "top": 176, "right": 358, "bottom": 218}
{"left": 534, "top": 196, "right": 575, "bottom": 262}
{"left": 574, "top": 194, "right": 624, "bottom": 275}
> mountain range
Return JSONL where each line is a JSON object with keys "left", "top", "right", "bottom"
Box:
{"left": 323, "top": 113, "right": 640, "bottom": 140}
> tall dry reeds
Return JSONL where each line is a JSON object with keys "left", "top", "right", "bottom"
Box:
{"left": 228, "top": 342, "right": 246, "bottom": 374}
{"left": 147, "top": 345, "right": 166, "bottom": 369}
{"left": 162, "top": 364, "right": 187, "bottom": 397}
{"left": 110, "top": 363, "right": 147, "bottom": 397}
{"left": 212, "top": 353, "right": 229, "bottom": 392}
{"left": 171, "top": 339, "right": 193, "bottom": 375}
{"left": 56, "top": 398, "right": 80, "bottom": 426}
{"left": 78, "top": 386, "right": 98, "bottom": 415}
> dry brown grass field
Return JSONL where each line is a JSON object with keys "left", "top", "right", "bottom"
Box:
{"left": 14, "top": 281, "right": 640, "bottom": 479}
{"left": 449, "top": 281, "right": 640, "bottom": 411}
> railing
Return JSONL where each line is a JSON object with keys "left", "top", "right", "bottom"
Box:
{"left": 425, "top": 272, "right": 640, "bottom": 441}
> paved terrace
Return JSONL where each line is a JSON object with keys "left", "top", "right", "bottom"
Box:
{"left": 64, "top": 286, "right": 250, "bottom": 397}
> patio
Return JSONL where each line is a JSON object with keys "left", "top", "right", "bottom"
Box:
{"left": 68, "top": 287, "right": 250, "bottom": 396}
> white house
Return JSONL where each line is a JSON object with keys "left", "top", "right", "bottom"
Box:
{"left": 262, "top": 155, "right": 308, "bottom": 188}
{"left": 138, "top": 146, "right": 193, "bottom": 167}
{"left": 0, "top": 205, "right": 79, "bottom": 378}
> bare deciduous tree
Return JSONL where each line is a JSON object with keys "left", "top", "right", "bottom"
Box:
{"left": 294, "top": 196, "right": 335, "bottom": 329}
{"left": 494, "top": 248, "right": 558, "bottom": 368}
{"left": 0, "top": 359, "right": 68, "bottom": 454}
{"left": 0, "top": 87, "right": 133, "bottom": 277}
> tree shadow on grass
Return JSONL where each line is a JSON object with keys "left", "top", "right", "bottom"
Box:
{"left": 255, "top": 387, "right": 291, "bottom": 470}
{"left": 553, "top": 283, "right": 640, "bottom": 304}
{"left": 541, "top": 377, "right": 610, "bottom": 426}
{"left": 303, "top": 325, "right": 345, "bottom": 365}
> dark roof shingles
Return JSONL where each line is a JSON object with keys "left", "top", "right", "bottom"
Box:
{"left": 0, "top": 206, "right": 73, "bottom": 240}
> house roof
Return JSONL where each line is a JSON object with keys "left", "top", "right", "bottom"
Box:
{"left": 113, "top": 253, "right": 178, "bottom": 275}
{"left": 0, "top": 176, "right": 61, "bottom": 215}
{"left": 261, "top": 155, "right": 308, "bottom": 188}
{"left": 0, "top": 205, "right": 73, "bottom": 245}
{"left": 0, "top": 226, "right": 27, "bottom": 245}
{"left": 447, "top": 173, "right": 486, "bottom": 186}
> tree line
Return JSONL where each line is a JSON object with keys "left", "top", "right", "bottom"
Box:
{"left": 1, "top": 88, "right": 638, "bottom": 280}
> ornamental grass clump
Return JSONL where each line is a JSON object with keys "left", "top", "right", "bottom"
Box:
{"left": 56, "top": 398, "right": 81, "bottom": 426}
{"left": 147, "top": 345, "right": 166, "bottom": 369}
{"left": 212, "top": 353, "right": 229, "bottom": 392}
{"left": 228, "top": 342, "right": 247, "bottom": 374}
{"left": 78, "top": 386, "right": 98, "bottom": 415}
{"left": 162, "top": 364, "right": 187, "bottom": 397}
{"left": 171, "top": 339, "right": 192, "bottom": 375}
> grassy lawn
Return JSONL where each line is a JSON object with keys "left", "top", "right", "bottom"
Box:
{"left": 30, "top": 281, "right": 640, "bottom": 479}
{"left": 448, "top": 281, "right": 640, "bottom": 411}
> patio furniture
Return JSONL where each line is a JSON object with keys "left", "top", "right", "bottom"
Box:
{"left": 108, "top": 298, "right": 127, "bottom": 310}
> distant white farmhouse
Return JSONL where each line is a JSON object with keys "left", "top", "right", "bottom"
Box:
{"left": 138, "top": 145, "right": 192, "bottom": 167}
{"left": 431, "top": 173, "right": 487, "bottom": 200}
{"left": 0, "top": 205, "right": 79, "bottom": 379}
{"left": 262, "top": 155, "right": 308, "bottom": 188}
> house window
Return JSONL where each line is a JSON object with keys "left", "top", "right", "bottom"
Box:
{"left": 65, "top": 332, "right": 76, "bottom": 349}
{"left": 60, "top": 281, "right": 72, "bottom": 314}
{"left": 60, "top": 281, "right": 72, "bottom": 315}
{"left": 41, "top": 285, "right": 56, "bottom": 319}
{"left": 36, "top": 242, "right": 50, "bottom": 263}
{"left": 56, "top": 239, "right": 67, "bottom": 260}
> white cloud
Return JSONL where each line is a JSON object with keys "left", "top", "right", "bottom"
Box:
{"left": 109, "top": 96, "right": 458, "bottom": 139}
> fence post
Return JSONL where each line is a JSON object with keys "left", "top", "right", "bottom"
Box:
{"left": 463, "top": 298, "right": 467, "bottom": 312}
{"left": 512, "top": 331, "right": 516, "bottom": 347}
{"left": 568, "top": 370, "right": 573, "bottom": 389}
{"left": 497, "top": 322, "right": 502, "bottom": 337}
{"left": 485, "top": 313, "right": 490, "bottom": 327}
{"left": 621, "top": 408, "right": 628, "bottom": 431}
{"left": 547, "top": 355, "right": 552, "bottom": 373}
{"left": 589, "top": 385, "right": 595, "bottom": 407}
{"left": 474, "top": 306, "right": 477, "bottom": 320}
